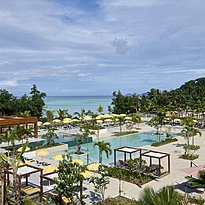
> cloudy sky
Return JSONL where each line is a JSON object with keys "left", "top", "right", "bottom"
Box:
{"left": 0, "top": 0, "right": 205, "bottom": 96}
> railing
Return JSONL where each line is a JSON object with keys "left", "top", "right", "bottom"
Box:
{"left": 190, "top": 161, "right": 197, "bottom": 167}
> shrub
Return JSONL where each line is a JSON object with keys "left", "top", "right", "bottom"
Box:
{"left": 151, "top": 138, "right": 178, "bottom": 147}
{"left": 179, "top": 154, "right": 199, "bottom": 160}
{"left": 183, "top": 145, "right": 200, "bottom": 150}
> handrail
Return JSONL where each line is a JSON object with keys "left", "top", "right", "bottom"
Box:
{"left": 190, "top": 161, "right": 197, "bottom": 167}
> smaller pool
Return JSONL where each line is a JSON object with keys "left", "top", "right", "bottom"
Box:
{"left": 46, "top": 132, "right": 165, "bottom": 165}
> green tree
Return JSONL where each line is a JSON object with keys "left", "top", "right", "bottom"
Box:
{"left": 147, "top": 112, "right": 165, "bottom": 137}
{"left": 74, "top": 126, "right": 91, "bottom": 154}
{"left": 29, "top": 84, "right": 46, "bottom": 117}
{"left": 55, "top": 154, "right": 86, "bottom": 205}
{"left": 182, "top": 117, "right": 196, "bottom": 127}
{"left": 181, "top": 126, "right": 201, "bottom": 146}
{"left": 138, "top": 186, "right": 183, "bottom": 205}
{"left": 97, "top": 105, "right": 104, "bottom": 114}
{"left": 0, "top": 130, "right": 29, "bottom": 205}
{"left": 94, "top": 141, "right": 112, "bottom": 164}
{"left": 57, "top": 109, "right": 69, "bottom": 120}
{"left": 46, "top": 110, "right": 54, "bottom": 123}
{"left": 0, "top": 89, "right": 17, "bottom": 115}
{"left": 41, "top": 128, "right": 58, "bottom": 146}
{"left": 90, "top": 165, "right": 110, "bottom": 204}
{"left": 186, "top": 170, "right": 205, "bottom": 188}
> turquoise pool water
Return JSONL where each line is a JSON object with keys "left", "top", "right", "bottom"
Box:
{"left": 50, "top": 132, "right": 165, "bottom": 165}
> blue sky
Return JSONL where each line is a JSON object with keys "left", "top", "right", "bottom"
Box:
{"left": 1, "top": 0, "right": 205, "bottom": 96}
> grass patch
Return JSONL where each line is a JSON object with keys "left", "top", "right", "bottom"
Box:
{"left": 183, "top": 145, "right": 200, "bottom": 150}
{"left": 113, "top": 131, "right": 138, "bottom": 136}
{"left": 151, "top": 138, "right": 178, "bottom": 147}
{"left": 105, "top": 166, "right": 153, "bottom": 186}
{"left": 179, "top": 154, "right": 199, "bottom": 160}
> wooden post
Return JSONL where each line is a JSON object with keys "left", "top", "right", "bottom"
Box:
{"left": 114, "top": 150, "right": 116, "bottom": 166}
{"left": 168, "top": 154, "right": 170, "bottom": 173}
{"left": 34, "top": 122, "right": 38, "bottom": 138}
{"left": 80, "top": 181, "right": 83, "bottom": 203}
{"left": 130, "top": 153, "right": 132, "bottom": 160}
{"left": 124, "top": 152, "right": 126, "bottom": 162}
{"left": 40, "top": 170, "right": 43, "bottom": 201}
{"left": 159, "top": 159, "right": 161, "bottom": 176}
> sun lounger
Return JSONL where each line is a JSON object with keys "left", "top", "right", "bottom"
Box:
{"left": 62, "top": 196, "right": 71, "bottom": 204}
{"left": 22, "top": 186, "right": 40, "bottom": 197}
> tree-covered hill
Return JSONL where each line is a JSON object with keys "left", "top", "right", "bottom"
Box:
{"left": 111, "top": 77, "right": 205, "bottom": 114}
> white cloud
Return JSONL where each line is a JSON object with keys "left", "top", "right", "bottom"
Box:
{"left": 0, "top": 80, "right": 18, "bottom": 87}
{"left": 0, "top": 0, "right": 205, "bottom": 95}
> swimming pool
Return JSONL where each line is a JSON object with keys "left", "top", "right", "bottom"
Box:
{"left": 47, "top": 132, "right": 165, "bottom": 165}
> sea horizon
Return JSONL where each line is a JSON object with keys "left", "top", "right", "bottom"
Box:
{"left": 44, "top": 96, "right": 113, "bottom": 115}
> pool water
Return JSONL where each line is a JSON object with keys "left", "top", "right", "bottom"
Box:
{"left": 48, "top": 132, "right": 165, "bottom": 165}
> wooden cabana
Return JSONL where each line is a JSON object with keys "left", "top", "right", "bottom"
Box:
{"left": 141, "top": 150, "right": 170, "bottom": 176}
{"left": 0, "top": 116, "right": 38, "bottom": 138}
{"left": 41, "top": 171, "right": 83, "bottom": 203}
{"left": 114, "top": 146, "right": 142, "bottom": 166}
{"left": 5, "top": 164, "right": 43, "bottom": 200}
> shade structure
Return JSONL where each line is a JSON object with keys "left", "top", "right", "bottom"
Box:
{"left": 119, "top": 114, "right": 126, "bottom": 117}
{"left": 52, "top": 155, "right": 63, "bottom": 161}
{"left": 53, "top": 119, "right": 61, "bottom": 124}
{"left": 181, "top": 165, "right": 205, "bottom": 177}
{"left": 81, "top": 170, "right": 92, "bottom": 179}
{"left": 36, "top": 150, "right": 49, "bottom": 157}
{"left": 96, "top": 115, "right": 102, "bottom": 120}
{"left": 125, "top": 116, "right": 132, "bottom": 120}
{"left": 72, "top": 159, "right": 84, "bottom": 165}
{"left": 104, "top": 119, "right": 113, "bottom": 122}
{"left": 82, "top": 116, "right": 92, "bottom": 121}
{"left": 37, "top": 121, "right": 42, "bottom": 126}
{"left": 17, "top": 146, "right": 30, "bottom": 152}
{"left": 87, "top": 163, "right": 100, "bottom": 171}
{"left": 71, "top": 119, "right": 79, "bottom": 123}
{"left": 96, "top": 120, "right": 103, "bottom": 124}
{"left": 17, "top": 160, "right": 30, "bottom": 166}
{"left": 63, "top": 118, "right": 72, "bottom": 124}
{"left": 103, "top": 114, "right": 113, "bottom": 119}
{"left": 43, "top": 165, "right": 57, "bottom": 173}
{"left": 43, "top": 122, "right": 51, "bottom": 126}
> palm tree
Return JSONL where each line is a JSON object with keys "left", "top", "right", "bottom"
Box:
{"left": 0, "top": 130, "right": 29, "bottom": 205}
{"left": 74, "top": 126, "right": 91, "bottom": 154}
{"left": 181, "top": 126, "right": 201, "bottom": 146}
{"left": 186, "top": 170, "right": 205, "bottom": 188}
{"left": 138, "top": 186, "right": 183, "bottom": 205}
{"left": 41, "top": 128, "right": 58, "bottom": 146}
{"left": 97, "top": 104, "right": 104, "bottom": 114}
{"left": 131, "top": 113, "right": 141, "bottom": 129}
{"left": 46, "top": 110, "right": 54, "bottom": 123}
{"left": 94, "top": 141, "right": 112, "bottom": 164}
{"left": 57, "top": 109, "right": 69, "bottom": 120}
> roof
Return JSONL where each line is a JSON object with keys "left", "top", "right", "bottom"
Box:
{"left": 141, "top": 150, "right": 169, "bottom": 158}
{"left": 114, "top": 146, "right": 141, "bottom": 153}
{"left": 6, "top": 164, "right": 42, "bottom": 177}
{"left": 0, "top": 116, "right": 38, "bottom": 126}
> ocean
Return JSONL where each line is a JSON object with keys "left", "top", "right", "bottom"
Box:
{"left": 44, "top": 96, "right": 113, "bottom": 115}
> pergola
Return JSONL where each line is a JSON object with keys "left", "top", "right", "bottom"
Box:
{"left": 114, "top": 146, "right": 142, "bottom": 166}
{"left": 41, "top": 171, "right": 83, "bottom": 202}
{"left": 5, "top": 164, "right": 43, "bottom": 199}
{"left": 0, "top": 116, "right": 38, "bottom": 138}
{"left": 141, "top": 150, "right": 170, "bottom": 176}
